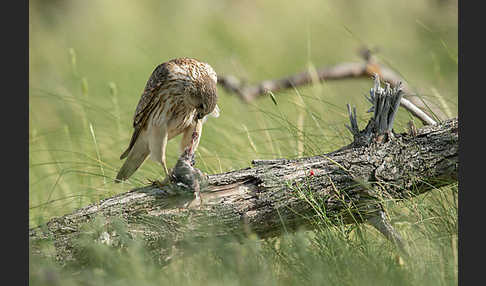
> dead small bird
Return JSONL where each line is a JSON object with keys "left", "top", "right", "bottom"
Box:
{"left": 115, "top": 57, "right": 220, "bottom": 184}
{"left": 170, "top": 131, "right": 206, "bottom": 204}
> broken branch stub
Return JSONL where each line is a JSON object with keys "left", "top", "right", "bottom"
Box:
{"left": 346, "top": 74, "right": 404, "bottom": 147}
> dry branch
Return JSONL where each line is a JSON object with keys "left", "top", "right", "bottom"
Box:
{"left": 29, "top": 78, "right": 458, "bottom": 265}
{"left": 218, "top": 50, "right": 445, "bottom": 125}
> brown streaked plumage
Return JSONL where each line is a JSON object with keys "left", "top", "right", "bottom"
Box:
{"left": 115, "top": 57, "right": 219, "bottom": 182}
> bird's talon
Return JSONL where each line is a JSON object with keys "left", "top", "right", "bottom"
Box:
{"left": 149, "top": 177, "right": 170, "bottom": 188}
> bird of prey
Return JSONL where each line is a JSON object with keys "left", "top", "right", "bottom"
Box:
{"left": 115, "top": 57, "right": 219, "bottom": 184}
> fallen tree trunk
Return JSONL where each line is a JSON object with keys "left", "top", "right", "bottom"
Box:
{"left": 29, "top": 78, "right": 458, "bottom": 265}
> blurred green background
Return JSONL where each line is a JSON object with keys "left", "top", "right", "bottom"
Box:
{"left": 29, "top": 0, "right": 457, "bottom": 285}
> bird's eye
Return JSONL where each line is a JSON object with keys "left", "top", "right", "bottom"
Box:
{"left": 198, "top": 104, "right": 204, "bottom": 110}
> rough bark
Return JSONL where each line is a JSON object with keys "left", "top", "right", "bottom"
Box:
{"left": 29, "top": 117, "right": 458, "bottom": 264}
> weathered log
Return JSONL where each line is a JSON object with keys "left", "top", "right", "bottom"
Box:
{"left": 29, "top": 77, "right": 458, "bottom": 265}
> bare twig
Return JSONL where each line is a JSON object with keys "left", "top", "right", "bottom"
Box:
{"left": 218, "top": 50, "right": 445, "bottom": 125}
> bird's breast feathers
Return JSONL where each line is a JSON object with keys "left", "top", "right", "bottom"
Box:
{"left": 148, "top": 95, "right": 196, "bottom": 134}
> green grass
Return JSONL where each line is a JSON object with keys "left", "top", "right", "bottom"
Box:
{"left": 29, "top": 0, "right": 457, "bottom": 285}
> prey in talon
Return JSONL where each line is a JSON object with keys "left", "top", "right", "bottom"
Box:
{"left": 114, "top": 57, "right": 219, "bottom": 185}
{"left": 170, "top": 131, "right": 206, "bottom": 204}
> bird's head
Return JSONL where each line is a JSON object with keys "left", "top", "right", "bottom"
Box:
{"left": 166, "top": 58, "right": 218, "bottom": 119}
{"left": 186, "top": 62, "right": 218, "bottom": 120}
{"left": 194, "top": 74, "right": 218, "bottom": 119}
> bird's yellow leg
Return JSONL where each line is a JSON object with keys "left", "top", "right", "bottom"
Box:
{"left": 149, "top": 124, "right": 171, "bottom": 188}
{"left": 160, "top": 125, "right": 170, "bottom": 178}
{"left": 161, "top": 159, "right": 170, "bottom": 177}
{"left": 151, "top": 161, "right": 171, "bottom": 188}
